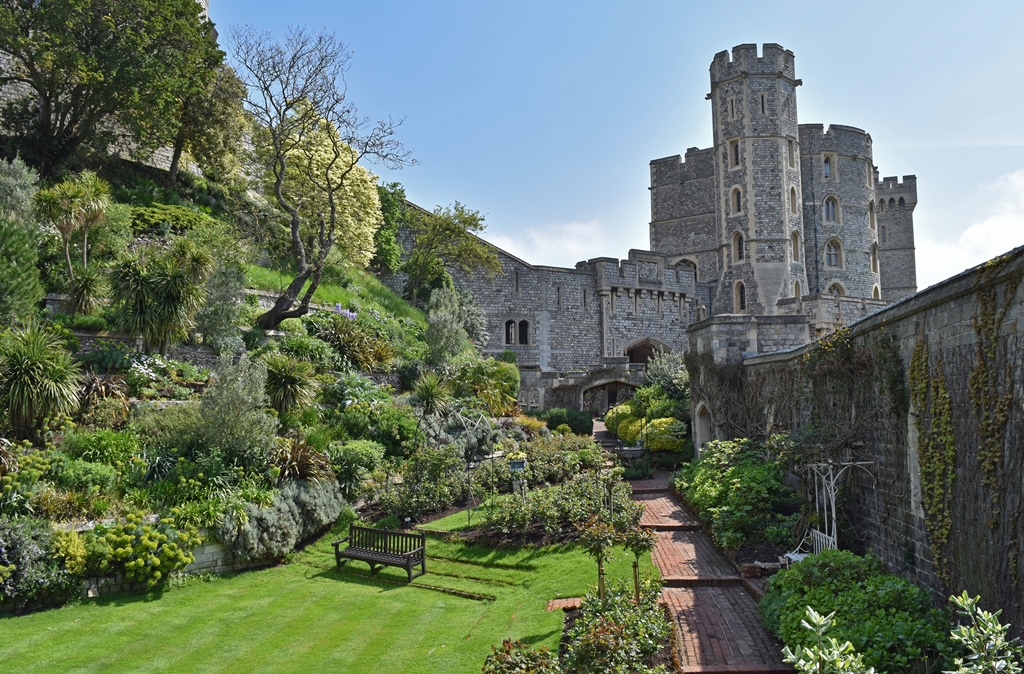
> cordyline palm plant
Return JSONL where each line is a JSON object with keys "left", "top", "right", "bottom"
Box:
{"left": 110, "top": 239, "right": 213, "bottom": 355}
{"left": 0, "top": 322, "right": 84, "bottom": 441}
{"left": 412, "top": 370, "right": 452, "bottom": 448}
{"left": 262, "top": 352, "right": 319, "bottom": 415}
{"left": 34, "top": 171, "right": 111, "bottom": 281}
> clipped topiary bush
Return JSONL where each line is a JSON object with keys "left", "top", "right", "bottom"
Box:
{"left": 216, "top": 480, "right": 346, "bottom": 563}
{"left": 538, "top": 407, "right": 594, "bottom": 437}
{"left": 644, "top": 417, "right": 688, "bottom": 452}
{"left": 603, "top": 402, "right": 636, "bottom": 438}
{"left": 618, "top": 417, "right": 646, "bottom": 446}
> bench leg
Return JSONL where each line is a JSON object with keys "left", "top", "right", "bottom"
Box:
{"left": 406, "top": 563, "right": 413, "bottom": 583}
{"left": 369, "top": 562, "right": 381, "bottom": 576}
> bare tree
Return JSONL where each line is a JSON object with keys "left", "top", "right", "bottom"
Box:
{"left": 231, "top": 26, "right": 411, "bottom": 329}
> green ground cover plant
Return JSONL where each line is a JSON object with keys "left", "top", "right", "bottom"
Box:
{"left": 0, "top": 520, "right": 657, "bottom": 673}
{"left": 760, "top": 549, "right": 953, "bottom": 673}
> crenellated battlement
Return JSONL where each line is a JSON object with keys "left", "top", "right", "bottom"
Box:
{"left": 877, "top": 175, "right": 917, "bottom": 192}
{"left": 798, "top": 123, "right": 872, "bottom": 156}
{"left": 710, "top": 43, "right": 796, "bottom": 86}
{"left": 649, "top": 146, "right": 714, "bottom": 187}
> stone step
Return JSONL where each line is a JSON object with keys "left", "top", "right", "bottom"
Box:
{"left": 663, "top": 574, "right": 743, "bottom": 588}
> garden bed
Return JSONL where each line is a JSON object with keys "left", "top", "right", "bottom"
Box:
{"left": 558, "top": 603, "right": 677, "bottom": 671}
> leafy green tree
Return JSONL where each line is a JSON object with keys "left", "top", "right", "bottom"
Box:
{"left": 109, "top": 239, "right": 213, "bottom": 355}
{"left": 372, "top": 182, "right": 409, "bottom": 275}
{"left": 0, "top": 216, "right": 43, "bottom": 323}
{"left": 0, "top": 0, "right": 222, "bottom": 176}
{"left": 0, "top": 322, "right": 83, "bottom": 440}
{"left": 199, "top": 357, "right": 278, "bottom": 472}
{"left": 167, "top": 64, "right": 249, "bottom": 185}
{"left": 0, "top": 156, "right": 38, "bottom": 221}
{"left": 782, "top": 607, "right": 877, "bottom": 674}
{"left": 194, "top": 264, "right": 247, "bottom": 354}
{"left": 232, "top": 26, "right": 410, "bottom": 329}
{"left": 424, "top": 288, "right": 468, "bottom": 367}
{"left": 403, "top": 202, "right": 501, "bottom": 306}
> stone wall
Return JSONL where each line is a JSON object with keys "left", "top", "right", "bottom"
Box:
{"left": 692, "top": 245, "right": 1024, "bottom": 633}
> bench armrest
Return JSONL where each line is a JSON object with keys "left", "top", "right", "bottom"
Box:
{"left": 332, "top": 536, "right": 352, "bottom": 549}
{"left": 401, "top": 546, "right": 425, "bottom": 559}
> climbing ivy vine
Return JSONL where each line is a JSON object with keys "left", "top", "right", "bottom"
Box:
{"left": 908, "top": 338, "right": 956, "bottom": 583}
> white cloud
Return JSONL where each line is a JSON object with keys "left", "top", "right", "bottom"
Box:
{"left": 488, "top": 219, "right": 648, "bottom": 268}
{"left": 916, "top": 170, "right": 1024, "bottom": 290}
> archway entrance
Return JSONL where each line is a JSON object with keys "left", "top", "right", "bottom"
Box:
{"left": 694, "top": 402, "right": 713, "bottom": 454}
{"left": 582, "top": 381, "right": 636, "bottom": 415}
{"left": 625, "top": 338, "right": 670, "bottom": 365}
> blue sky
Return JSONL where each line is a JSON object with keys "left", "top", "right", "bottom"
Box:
{"left": 209, "top": 0, "right": 1024, "bottom": 290}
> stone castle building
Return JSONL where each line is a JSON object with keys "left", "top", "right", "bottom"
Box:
{"left": 423, "top": 43, "right": 920, "bottom": 412}
{"left": 5, "top": 29, "right": 919, "bottom": 413}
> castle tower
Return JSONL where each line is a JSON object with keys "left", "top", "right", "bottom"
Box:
{"left": 798, "top": 124, "right": 881, "bottom": 299}
{"left": 709, "top": 44, "right": 808, "bottom": 315}
{"left": 875, "top": 175, "right": 918, "bottom": 301}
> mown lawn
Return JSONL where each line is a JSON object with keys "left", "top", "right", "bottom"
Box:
{"left": 0, "top": 518, "right": 658, "bottom": 673}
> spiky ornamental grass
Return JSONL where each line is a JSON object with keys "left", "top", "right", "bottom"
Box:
{"left": 0, "top": 323, "right": 84, "bottom": 440}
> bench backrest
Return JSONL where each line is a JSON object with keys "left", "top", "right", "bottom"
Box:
{"left": 349, "top": 525, "right": 425, "bottom": 555}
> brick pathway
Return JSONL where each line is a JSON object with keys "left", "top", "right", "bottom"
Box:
{"left": 546, "top": 597, "right": 582, "bottom": 611}
{"left": 632, "top": 481, "right": 792, "bottom": 673}
{"left": 664, "top": 586, "right": 791, "bottom": 673}
{"left": 636, "top": 493, "right": 702, "bottom": 530}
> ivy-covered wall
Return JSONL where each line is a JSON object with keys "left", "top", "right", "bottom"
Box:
{"left": 688, "top": 244, "right": 1024, "bottom": 634}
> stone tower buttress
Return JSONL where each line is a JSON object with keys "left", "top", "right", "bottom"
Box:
{"left": 709, "top": 44, "right": 807, "bottom": 315}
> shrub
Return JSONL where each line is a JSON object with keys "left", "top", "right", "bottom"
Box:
{"left": 564, "top": 579, "right": 670, "bottom": 674}
{"left": 760, "top": 549, "right": 952, "bottom": 673}
{"left": 262, "top": 353, "right": 319, "bottom": 415}
{"left": 644, "top": 417, "right": 688, "bottom": 452}
{"left": 618, "top": 417, "right": 646, "bottom": 446}
{"left": 61, "top": 429, "right": 140, "bottom": 466}
{"left": 482, "top": 639, "right": 561, "bottom": 673}
{"left": 675, "top": 436, "right": 799, "bottom": 550}
{"left": 52, "top": 529, "right": 88, "bottom": 576}
{"left": 130, "top": 402, "right": 203, "bottom": 457}
{"left": 326, "top": 440, "right": 385, "bottom": 500}
{"left": 0, "top": 515, "right": 80, "bottom": 609}
{"left": 199, "top": 358, "right": 278, "bottom": 470}
{"left": 77, "top": 339, "right": 135, "bottom": 374}
{"left": 0, "top": 322, "right": 84, "bottom": 440}
{"left": 85, "top": 512, "right": 200, "bottom": 588}
{"left": 375, "top": 446, "right": 465, "bottom": 521}
{"left": 275, "top": 333, "right": 340, "bottom": 371}
{"left": 456, "top": 357, "right": 520, "bottom": 417}
{"left": 603, "top": 402, "right": 636, "bottom": 437}
{"left": 0, "top": 215, "right": 44, "bottom": 325}
{"left": 312, "top": 313, "right": 394, "bottom": 372}
{"left": 130, "top": 203, "right": 218, "bottom": 234}
{"left": 538, "top": 407, "right": 594, "bottom": 436}
{"left": 48, "top": 454, "right": 119, "bottom": 494}
{"left": 270, "top": 434, "right": 334, "bottom": 485}
{"left": 216, "top": 480, "right": 346, "bottom": 563}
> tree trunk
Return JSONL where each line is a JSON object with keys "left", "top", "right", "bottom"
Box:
{"left": 64, "top": 239, "right": 75, "bottom": 283}
{"left": 167, "top": 124, "right": 187, "bottom": 187}
{"left": 82, "top": 229, "right": 89, "bottom": 269}
{"left": 633, "top": 559, "right": 640, "bottom": 604}
{"left": 255, "top": 268, "right": 313, "bottom": 329}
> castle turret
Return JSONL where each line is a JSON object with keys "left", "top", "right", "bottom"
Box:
{"left": 798, "top": 124, "right": 881, "bottom": 299}
{"left": 875, "top": 175, "right": 918, "bottom": 300}
{"left": 709, "top": 44, "right": 807, "bottom": 315}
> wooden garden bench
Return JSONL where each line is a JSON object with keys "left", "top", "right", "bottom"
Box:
{"left": 332, "top": 526, "right": 426, "bottom": 582}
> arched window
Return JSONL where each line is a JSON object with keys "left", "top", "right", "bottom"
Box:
{"left": 730, "top": 139, "right": 740, "bottom": 167}
{"left": 791, "top": 231, "right": 800, "bottom": 262}
{"left": 735, "top": 282, "right": 746, "bottom": 312}
{"left": 879, "top": 198, "right": 885, "bottom": 213}
{"left": 898, "top": 197, "right": 906, "bottom": 208}
{"left": 505, "top": 320, "right": 516, "bottom": 345}
{"left": 731, "top": 187, "right": 742, "bottom": 214}
{"left": 794, "top": 280, "right": 801, "bottom": 298}
{"left": 788, "top": 139, "right": 795, "bottom": 167}
{"left": 823, "top": 156, "right": 831, "bottom": 178}
{"left": 824, "top": 197, "right": 838, "bottom": 223}
{"left": 732, "top": 232, "right": 744, "bottom": 262}
{"left": 888, "top": 197, "right": 895, "bottom": 210}
{"left": 828, "top": 283, "right": 845, "bottom": 296}
{"left": 790, "top": 187, "right": 798, "bottom": 214}
{"left": 871, "top": 243, "right": 879, "bottom": 273}
{"left": 826, "top": 240, "right": 842, "bottom": 268}
{"left": 868, "top": 201, "right": 875, "bottom": 229}
{"left": 518, "top": 320, "right": 530, "bottom": 345}
{"left": 872, "top": 286, "right": 881, "bottom": 300}
{"left": 881, "top": 225, "right": 887, "bottom": 243}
